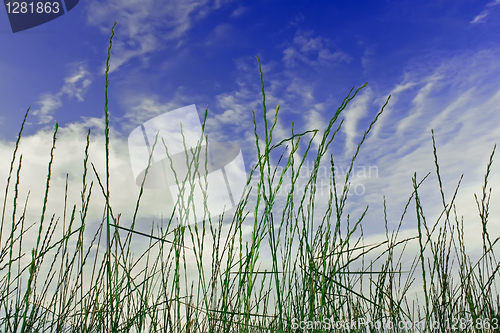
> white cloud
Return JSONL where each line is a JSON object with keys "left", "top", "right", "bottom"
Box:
{"left": 0, "top": 115, "right": 184, "bottom": 255}
{"left": 85, "top": 0, "right": 234, "bottom": 73}
{"left": 230, "top": 6, "right": 247, "bottom": 18}
{"left": 342, "top": 86, "right": 373, "bottom": 156}
{"left": 0, "top": 115, "right": 238, "bottom": 310}
{"left": 32, "top": 63, "right": 92, "bottom": 124}
{"left": 470, "top": 0, "right": 500, "bottom": 24}
{"left": 34, "top": 93, "right": 63, "bottom": 124}
{"left": 282, "top": 30, "right": 352, "bottom": 68}
{"left": 285, "top": 77, "right": 314, "bottom": 104}
{"left": 204, "top": 23, "right": 233, "bottom": 46}
{"left": 360, "top": 45, "right": 375, "bottom": 74}
{"left": 370, "top": 79, "right": 417, "bottom": 139}
{"left": 121, "top": 87, "right": 199, "bottom": 133}
{"left": 395, "top": 78, "right": 440, "bottom": 136}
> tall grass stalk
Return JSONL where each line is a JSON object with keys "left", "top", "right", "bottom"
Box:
{"left": 104, "top": 21, "right": 118, "bottom": 332}
{"left": 0, "top": 25, "right": 498, "bottom": 333}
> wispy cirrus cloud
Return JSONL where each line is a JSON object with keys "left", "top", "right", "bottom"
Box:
{"left": 120, "top": 86, "right": 198, "bottom": 132}
{"left": 85, "top": 0, "right": 234, "bottom": 73}
{"left": 282, "top": 29, "right": 352, "bottom": 68}
{"left": 342, "top": 86, "right": 373, "bottom": 156}
{"left": 204, "top": 23, "right": 233, "bottom": 46}
{"left": 32, "top": 63, "right": 92, "bottom": 124}
{"left": 230, "top": 6, "right": 247, "bottom": 18}
{"left": 470, "top": 0, "right": 500, "bottom": 24}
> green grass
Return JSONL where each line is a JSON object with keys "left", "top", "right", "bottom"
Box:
{"left": 0, "top": 23, "right": 499, "bottom": 333}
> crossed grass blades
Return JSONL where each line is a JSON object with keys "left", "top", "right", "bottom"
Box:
{"left": 0, "top": 22, "right": 498, "bottom": 332}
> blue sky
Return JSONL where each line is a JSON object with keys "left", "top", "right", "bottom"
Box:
{"left": 1, "top": 0, "right": 500, "bottom": 297}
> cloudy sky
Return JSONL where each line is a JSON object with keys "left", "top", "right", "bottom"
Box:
{"left": 0, "top": 0, "right": 499, "bottom": 294}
